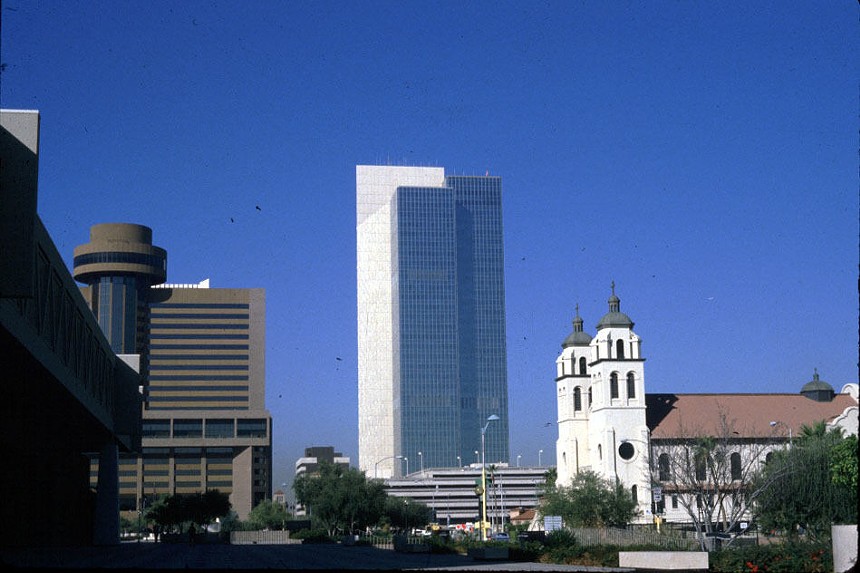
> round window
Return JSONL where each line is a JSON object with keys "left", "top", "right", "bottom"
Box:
{"left": 618, "top": 442, "right": 635, "bottom": 460}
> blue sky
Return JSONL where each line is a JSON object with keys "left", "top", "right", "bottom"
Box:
{"left": 2, "top": 1, "right": 857, "bottom": 499}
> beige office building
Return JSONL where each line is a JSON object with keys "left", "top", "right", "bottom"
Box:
{"left": 74, "top": 223, "right": 271, "bottom": 519}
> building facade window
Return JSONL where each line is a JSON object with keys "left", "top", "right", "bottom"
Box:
{"left": 578, "top": 356, "right": 587, "bottom": 375}
{"left": 573, "top": 387, "right": 581, "bottom": 412}
{"left": 626, "top": 372, "right": 635, "bottom": 398}
{"left": 616, "top": 339, "right": 625, "bottom": 359}
{"left": 658, "top": 453, "right": 670, "bottom": 481}
{"left": 610, "top": 373, "right": 619, "bottom": 399}
{"left": 205, "top": 419, "right": 235, "bottom": 438}
{"left": 695, "top": 453, "right": 707, "bottom": 481}
{"left": 730, "top": 452, "right": 742, "bottom": 480}
{"left": 173, "top": 419, "right": 202, "bottom": 438}
{"left": 619, "top": 442, "right": 635, "bottom": 460}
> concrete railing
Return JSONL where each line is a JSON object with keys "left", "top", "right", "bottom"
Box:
{"left": 619, "top": 551, "right": 708, "bottom": 571}
{"left": 230, "top": 530, "right": 299, "bottom": 545}
{"left": 833, "top": 525, "right": 857, "bottom": 573}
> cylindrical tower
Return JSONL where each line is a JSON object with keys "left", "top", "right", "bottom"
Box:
{"left": 73, "top": 223, "right": 167, "bottom": 354}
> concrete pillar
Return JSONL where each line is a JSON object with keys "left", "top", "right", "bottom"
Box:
{"left": 832, "top": 524, "right": 858, "bottom": 573}
{"left": 93, "top": 442, "right": 119, "bottom": 545}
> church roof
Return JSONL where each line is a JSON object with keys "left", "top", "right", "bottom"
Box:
{"left": 562, "top": 304, "right": 593, "bottom": 348}
{"left": 646, "top": 392, "right": 857, "bottom": 439}
{"left": 596, "top": 282, "right": 634, "bottom": 330}
{"left": 801, "top": 369, "right": 834, "bottom": 393}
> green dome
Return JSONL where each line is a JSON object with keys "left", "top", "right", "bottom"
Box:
{"left": 562, "top": 305, "right": 592, "bottom": 348}
{"left": 596, "top": 282, "right": 634, "bottom": 330}
{"left": 801, "top": 369, "right": 834, "bottom": 394}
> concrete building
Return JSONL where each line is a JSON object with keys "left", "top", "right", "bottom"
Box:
{"left": 554, "top": 285, "right": 859, "bottom": 526}
{"left": 295, "top": 446, "right": 351, "bottom": 478}
{"left": 74, "top": 224, "right": 271, "bottom": 519}
{"left": 384, "top": 466, "right": 547, "bottom": 531}
{"left": 1, "top": 110, "right": 142, "bottom": 546}
{"left": 356, "top": 165, "right": 510, "bottom": 479}
{"left": 293, "top": 446, "right": 351, "bottom": 516}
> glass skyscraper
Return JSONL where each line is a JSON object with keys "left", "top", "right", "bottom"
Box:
{"left": 357, "top": 166, "right": 509, "bottom": 479}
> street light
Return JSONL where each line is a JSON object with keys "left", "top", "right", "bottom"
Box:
{"left": 480, "top": 414, "right": 500, "bottom": 541}
{"left": 474, "top": 450, "right": 479, "bottom": 465}
{"left": 769, "top": 420, "right": 793, "bottom": 445}
{"left": 456, "top": 455, "right": 461, "bottom": 468}
{"left": 418, "top": 451, "right": 424, "bottom": 475}
{"left": 538, "top": 449, "right": 544, "bottom": 467}
{"left": 402, "top": 456, "right": 409, "bottom": 477}
{"left": 374, "top": 455, "right": 404, "bottom": 479}
{"left": 517, "top": 454, "right": 521, "bottom": 468}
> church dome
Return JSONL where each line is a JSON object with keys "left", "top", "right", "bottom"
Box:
{"left": 596, "top": 282, "right": 634, "bottom": 330}
{"left": 562, "top": 305, "right": 593, "bottom": 348}
{"left": 800, "top": 369, "right": 834, "bottom": 402}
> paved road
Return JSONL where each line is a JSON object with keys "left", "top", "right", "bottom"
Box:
{"left": 1, "top": 541, "right": 636, "bottom": 572}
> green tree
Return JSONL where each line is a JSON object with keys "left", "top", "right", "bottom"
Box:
{"left": 830, "top": 434, "right": 858, "bottom": 490}
{"left": 755, "top": 428, "right": 857, "bottom": 540}
{"left": 247, "top": 499, "right": 291, "bottom": 530}
{"left": 383, "top": 497, "right": 432, "bottom": 531}
{"left": 651, "top": 411, "right": 785, "bottom": 550}
{"left": 293, "top": 462, "right": 387, "bottom": 536}
{"left": 540, "top": 470, "right": 637, "bottom": 527}
{"left": 144, "top": 490, "right": 231, "bottom": 532}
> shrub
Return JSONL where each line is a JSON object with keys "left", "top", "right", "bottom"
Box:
{"left": 709, "top": 541, "right": 832, "bottom": 573}
{"left": 291, "top": 528, "right": 333, "bottom": 544}
{"left": 509, "top": 540, "right": 545, "bottom": 562}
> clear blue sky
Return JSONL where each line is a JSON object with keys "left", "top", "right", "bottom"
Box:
{"left": 2, "top": 1, "right": 857, "bottom": 500}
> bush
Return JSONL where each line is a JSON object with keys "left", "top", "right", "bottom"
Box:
{"left": 291, "top": 528, "right": 333, "bottom": 544}
{"left": 709, "top": 541, "right": 831, "bottom": 573}
{"left": 509, "top": 540, "right": 545, "bottom": 562}
{"left": 545, "top": 528, "right": 577, "bottom": 548}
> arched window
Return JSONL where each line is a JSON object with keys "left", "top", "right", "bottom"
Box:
{"left": 588, "top": 387, "right": 593, "bottom": 408}
{"left": 731, "top": 452, "right": 742, "bottom": 480}
{"left": 658, "top": 453, "right": 670, "bottom": 481}
{"left": 573, "top": 387, "right": 582, "bottom": 412}
{"left": 695, "top": 453, "right": 707, "bottom": 481}
{"left": 631, "top": 484, "right": 638, "bottom": 503}
{"left": 610, "top": 373, "right": 619, "bottom": 399}
{"left": 626, "top": 372, "right": 636, "bottom": 399}
{"left": 616, "top": 339, "right": 625, "bottom": 359}
{"left": 578, "top": 356, "right": 587, "bottom": 375}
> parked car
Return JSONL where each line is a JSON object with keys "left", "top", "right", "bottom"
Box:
{"left": 490, "top": 532, "right": 510, "bottom": 542}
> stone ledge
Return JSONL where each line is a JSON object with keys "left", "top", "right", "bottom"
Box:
{"left": 619, "top": 551, "right": 708, "bottom": 570}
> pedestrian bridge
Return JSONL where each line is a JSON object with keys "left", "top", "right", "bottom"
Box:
{"left": 1, "top": 110, "right": 142, "bottom": 546}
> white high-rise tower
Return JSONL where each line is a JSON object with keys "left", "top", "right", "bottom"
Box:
{"left": 357, "top": 165, "right": 510, "bottom": 479}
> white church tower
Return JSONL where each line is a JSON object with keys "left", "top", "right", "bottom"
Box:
{"left": 555, "top": 284, "right": 652, "bottom": 522}
{"left": 555, "top": 304, "right": 593, "bottom": 487}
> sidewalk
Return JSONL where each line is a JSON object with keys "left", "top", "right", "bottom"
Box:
{"left": 1, "top": 541, "right": 637, "bottom": 572}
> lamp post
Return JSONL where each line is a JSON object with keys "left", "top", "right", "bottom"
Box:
{"left": 456, "top": 455, "right": 461, "bottom": 468}
{"left": 418, "top": 451, "right": 424, "bottom": 475}
{"left": 402, "top": 456, "right": 409, "bottom": 477}
{"left": 474, "top": 450, "right": 479, "bottom": 465}
{"left": 480, "top": 414, "right": 500, "bottom": 541}
{"left": 769, "top": 420, "right": 793, "bottom": 446}
{"left": 517, "top": 454, "right": 521, "bottom": 468}
{"left": 538, "top": 449, "right": 543, "bottom": 467}
{"left": 374, "top": 455, "right": 404, "bottom": 479}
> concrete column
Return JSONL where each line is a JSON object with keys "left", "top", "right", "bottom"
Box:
{"left": 93, "top": 442, "right": 119, "bottom": 545}
{"left": 832, "top": 525, "right": 858, "bottom": 573}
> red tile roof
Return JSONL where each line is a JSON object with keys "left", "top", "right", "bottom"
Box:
{"left": 646, "top": 393, "right": 857, "bottom": 438}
